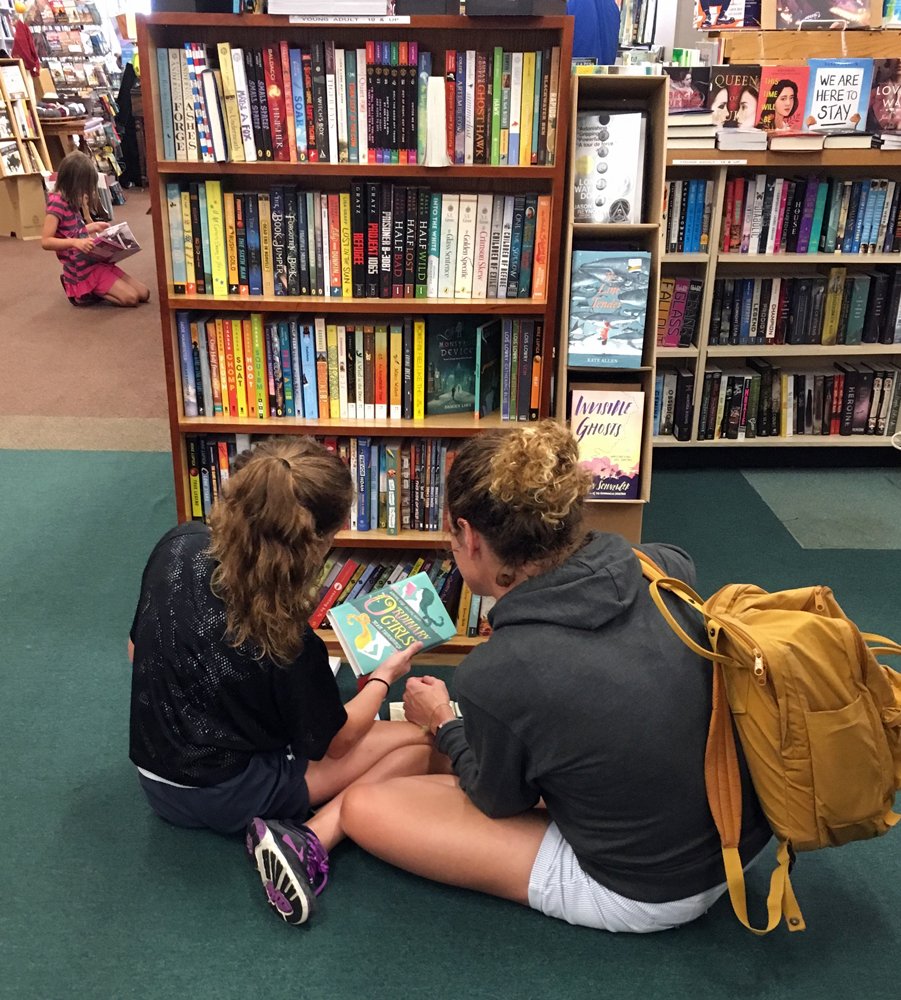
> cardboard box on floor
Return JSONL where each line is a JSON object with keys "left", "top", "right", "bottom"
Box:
{"left": 0, "top": 173, "right": 45, "bottom": 240}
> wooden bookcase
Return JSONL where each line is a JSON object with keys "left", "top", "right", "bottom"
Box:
{"left": 137, "top": 12, "right": 573, "bottom": 657}
{"left": 0, "top": 58, "right": 51, "bottom": 240}
{"left": 555, "top": 73, "right": 667, "bottom": 542}
{"left": 656, "top": 147, "right": 901, "bottom": 448}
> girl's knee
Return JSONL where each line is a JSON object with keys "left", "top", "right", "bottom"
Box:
{"left": 340, "top": 784, "right": 384, "bottom": 840}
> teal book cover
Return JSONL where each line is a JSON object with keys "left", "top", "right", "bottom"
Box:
{"left": 475, "top": 318, "right": 502, "bottom": 418}
{"left": 327, "top": 572, "right": 457, "bottom": 676}
{"left": 425, "top": 316, "right": 479, "bottom": 414}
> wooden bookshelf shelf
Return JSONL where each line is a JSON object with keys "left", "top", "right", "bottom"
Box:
{"left": 334, "top": 529, "right": 450, "bottom": 548}
{"left": 666, "top": 149, "right": 901, "bottom": 168}
{"left": 706, "top": 344, "right": 901, "bottom": 357}
{"left": 165, "top": 294, "right": 548, "bottom": 314}
{"left": 572, "top": 222, "right": 659, "bottom": 239}
{"left": 662, "top": 253, "right": 708, "bottom": 263}
{"left": 717, "top": 253, "right": 901, "bottom": 266}
{"left": 178, "top": 412, "right": 510, "bottom": 436}
{"left": 657, "top": 347, "right": 699, "bottom": 359}
{"left": 654, "top": 436, "right": 895, "bottom": 448}
{"left": 156, "top": 161, "right": 558, "bottom": 181}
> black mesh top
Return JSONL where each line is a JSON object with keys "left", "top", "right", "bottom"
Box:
{"left": 129, "top": 523, "right": 347, "bottom": 787}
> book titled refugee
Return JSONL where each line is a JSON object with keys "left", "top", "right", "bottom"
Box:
{"left": 570, "top": 383, "right": 644, "bottom": 500}
{"left": 88, "top": 222, "right": 142, "bottom": 264}
{"left": 327, "top": 572, "right": 457, "bottom": 676}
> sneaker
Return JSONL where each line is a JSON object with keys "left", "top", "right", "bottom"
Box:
{"left": 245, "top": 817, "right": 329, "bottom": 926}
{"left": 716, "top": 15, "right": 736, "bottom": 25}
{"left": 700, "top": 18, "right": 713, "bottom": 27}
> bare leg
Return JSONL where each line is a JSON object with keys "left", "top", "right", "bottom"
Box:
{"left": 102, "top": 278, "right": 140, "bottom": 307}
{"left": 341, "top": 773, "right": 550, "bottom": 905}
{"left": 302, "top": 721, "right": 449, "bottom": 851}
{"left": 120, "top": 272, "right": 151, "bottom": 302}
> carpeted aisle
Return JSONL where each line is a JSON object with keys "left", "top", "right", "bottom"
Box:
{"left": 2, "top": 451, "right": 900, "bottom": 1000}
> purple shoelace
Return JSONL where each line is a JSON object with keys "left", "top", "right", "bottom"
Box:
{"left": 283, "top": 829, "right": 330, "bottom": 896}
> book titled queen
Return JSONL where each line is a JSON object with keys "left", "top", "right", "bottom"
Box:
{"left": 327, "top": 572, "right": 457, "bottom": 676}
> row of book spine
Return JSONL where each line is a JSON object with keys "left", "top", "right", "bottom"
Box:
{"left": 708, "top": 270, "right": 901, "bottom": 348}
{"left": 721, "top": 175, "right": 901, "bottom": 257}
{"left": 165, "top": 181, "right": 552, "bottom": 302}
{"left": 156, "top": 40, "right": 561, "bottom": 167}
{"left": 663, "top": 179, "right": 714, "bottom": 254}
{"left": 657, "top": 277, "right": 704, "bottom": 348}
{"left": 177, "top": 312, "right": 541, "bottom": 423}
{"left": 655, "top": 362, "right": 901, "bottom": 441}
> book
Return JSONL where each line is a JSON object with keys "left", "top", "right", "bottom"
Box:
{"left": 568, "top": 250, "right": 650, "bottom": 368}
{"left": 755, "top": 65, "right": 809, "bottom": 132}
{"left": 804, "top": 58, "right": 873, "bottom": 132}
{"left": 87, "top": 222, "right": 141, "bottom": 264}
{"left": 326, "top": 572, "right": 456, "bottom": 677}
{"left": 707, "top": 64, "right": 762, "bottom": 130}
{"left": 868, "top": 59, "right": 901, "bottom": 133}
{"left": 570, "top": 383, "right": 644, "bottom": 500}
{"left": 775, "top": 1, "right": 873, "bottom": 28}
{"left": 572, "top": 111, "right": 646, "bottom": 224}
{"left": 425, "top": 316, "right": 478, "bottom": 415}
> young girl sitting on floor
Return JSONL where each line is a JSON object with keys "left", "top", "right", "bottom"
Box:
{"left": 42, "top": 151, "right": 150, "bottom": 307}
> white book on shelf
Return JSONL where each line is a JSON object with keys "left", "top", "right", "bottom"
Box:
{"left": 764, "top": 178, "right": 783, "bottom": 256}
{"left": 508, "top": 51, "right": 522, "bottom": 166}
{"left": 496, "top": 195, "right": 515, "bottom": 298}
{"left": 748, "top": 173, "right": 766, "bottom": 254}
{"left": 325, "top": 42, "right": 339, "bottom": 165}
{"left": 335, "top": 47, "right": 348, "bottom": 163}
{"left": 201, "top": 70, "right": 228, "bottom": 163}
{"left": 356, "top": 47, "right": 368, "bottom": 165}
{"left": 739, "top": 177, "right": 756, "bottom": 254}
{"left": 354, "top": 327, "right": 365, "bottom": 417}
{"left": 230, "top": 47, "right": 257, "bottom": 162}
{"left": 424, "top": 75, "right": 450, "bottom": 167}
{"left": 438, "top": 194, "right": 459, "bottom": 299}
{"left": 472, "top": 193, "right": 493, "bottom": 299}
{"left": 454, "top": 193, "right": 477, "bottom": 299}
{"left": 337, "top": 324, "right": 349, "bottom": 418}
{"left": 765, "top": 277, "right": 781, "bottom": 341}
{"left": 464, "top": 48, "right": 476, "bottom": 166}
{"left": 668, "top": 179, "right": 681, "bottom": 252}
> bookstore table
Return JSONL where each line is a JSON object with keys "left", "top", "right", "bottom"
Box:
{"left": 40, "top": 117, "right": 91, "bottom": 169}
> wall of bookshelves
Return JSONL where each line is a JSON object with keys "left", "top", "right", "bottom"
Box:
{"left": 656, "top": 148, "right": 901, "bottom": 447}
{"left": 555, "top": 72, "right": 667, "bottom": 542}
{"left": 137, "top": 12, "right": 573, "bottom": 658}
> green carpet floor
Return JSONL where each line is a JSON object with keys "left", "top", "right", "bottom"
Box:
{"left": 2, "top": 452, "right": 900, "bottom": 1000}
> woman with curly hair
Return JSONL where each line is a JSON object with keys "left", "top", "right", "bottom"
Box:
{"left": 338, "top": 421, "right": 771, "bottom": 933}
{"left": 129, "top": 436, "right": 441, "bottom": 926}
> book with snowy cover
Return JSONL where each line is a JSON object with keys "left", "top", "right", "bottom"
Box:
{"left": 327, "top": 572, "right": 457, "bottom": 676}
{"left": 572, "top": 111, "right": 645, "bottom": 225}
{"left": 570, "top": 383, "right": 644, "bottom": 500}
{"left": 568, "top": 250, "right": 650, "bottom": 368}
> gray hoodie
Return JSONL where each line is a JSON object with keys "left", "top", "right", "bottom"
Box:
{"left": 436, "top": 531, "right": 771, "bottom": 903}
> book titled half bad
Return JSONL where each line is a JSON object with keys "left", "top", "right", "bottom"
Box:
{"left": 327, "top": 572, "right": 457, "bottom": 676}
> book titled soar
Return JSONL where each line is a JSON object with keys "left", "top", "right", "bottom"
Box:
{"left": 327, "top": 572, "right": 457, "bottom": 676}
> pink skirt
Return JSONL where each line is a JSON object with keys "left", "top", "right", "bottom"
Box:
{"left": 64, "top": 262, "right": 126, "bottom": 301}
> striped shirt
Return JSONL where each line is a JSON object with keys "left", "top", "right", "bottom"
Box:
{"left": 46, "top": 192, "right": 95, "bottom": 288}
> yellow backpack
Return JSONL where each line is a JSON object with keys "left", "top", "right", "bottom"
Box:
{"left": 635, "top": 550, "right": 901, "bottom": 935}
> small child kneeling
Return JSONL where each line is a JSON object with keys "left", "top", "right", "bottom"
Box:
{"left": 41, "top": 151, "right": 150, "bottom": 308}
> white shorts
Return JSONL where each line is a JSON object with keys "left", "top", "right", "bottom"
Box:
{"left": 527, "top": 822, "right": 730, "bottom": 933}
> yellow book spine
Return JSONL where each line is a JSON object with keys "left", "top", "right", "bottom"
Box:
{"left": 215, "top": 318, "right": 230, "bottom": 415}
{"left": 205, "top": 180, "right": 229, "bottom": 298}
{"left": 389, "top": 323, "right": 402, "bottom": 420}
{"left": 216, "top": 41, "right": 245, "bottom": 162}
{"left": 250, "top": 313, "right": 268, "bottom": 419}
{"left": 519, "top": 52, "right": 535, "bottom": 167}
{"left": 326, "top": 322, "right": 340, "bottom": 419}
{"left": 410, "top": 556, "right": 426, "bottom": 577}
{"left": 455, "top": 582, "right": 473, "bottom": 634}
{"left": 339, "top": 191, "right": 353, "bottom": 298}
{"left": 258, "top": 191, "right": 275, "bottom": 297}
{"left": 241, "top": 317, "right": 256, "bottom": 418}
{"left": 180, "top": 191, "right": 195, "bottom": 293}
{"left": 187, "top": 439, "right": 204, "bottom": 520}
{"left": 223, "top": 192, "right": 239, "bottom": 294}
{"left": 232, "top": 314, "right": 248, "bottom": 418}
{"left": 781, "top": 372, "right": 790, "bottom": 437}
{"left": 413, "top": 318, "right": 425, "bottom": 420}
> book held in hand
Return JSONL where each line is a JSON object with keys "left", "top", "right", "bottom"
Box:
{"left": 570, "top": 383, "right": 644, "bottom": 500}
{"left": 568, "top": 250, "right": 650, "bottom": 369}
{"left": 88, "top": 222, "right": 141, "bottom": 264}
{"left": 327, "top": 572, "right": 457, "bottom": 676}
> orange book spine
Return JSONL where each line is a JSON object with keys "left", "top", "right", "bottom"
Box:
{"left": 204, "top": 318, "right": 224, "bottom": 415}
{"left": 279, "top": 40, "right": 298, "bottom": 163}
{"left": 531, "top": 195, "right": 552, "bottom": 300}
{"left": 242, "top": 318, "right": 257, "bottom": 418}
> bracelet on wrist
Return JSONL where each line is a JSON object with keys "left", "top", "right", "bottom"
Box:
{"left": 428, "top": 701, "right": 456, "bottom": 736}
{"left": 366, "top": 676, "right": 391, "bottom": 698}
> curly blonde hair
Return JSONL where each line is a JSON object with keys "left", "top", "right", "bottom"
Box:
{"left": 447, "top": 421, "right": 591, "bottom": 581}
{"left": 208, "top": 436, "right": 353, "bottom": 666}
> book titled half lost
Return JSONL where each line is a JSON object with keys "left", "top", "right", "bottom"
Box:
{"left": 327, "top": 572, "right": 457, "bottom": 676}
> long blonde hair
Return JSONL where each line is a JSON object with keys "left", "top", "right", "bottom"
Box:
{"left": 208, "top": 436, "right": 353, "bottom": 665}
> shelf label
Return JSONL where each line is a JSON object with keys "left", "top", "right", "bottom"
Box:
{"left": 671, "top": 159, "right": 748, "bottom": 166}
{"left": 288, "top": 15, "right": 411, "bottom": 23}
